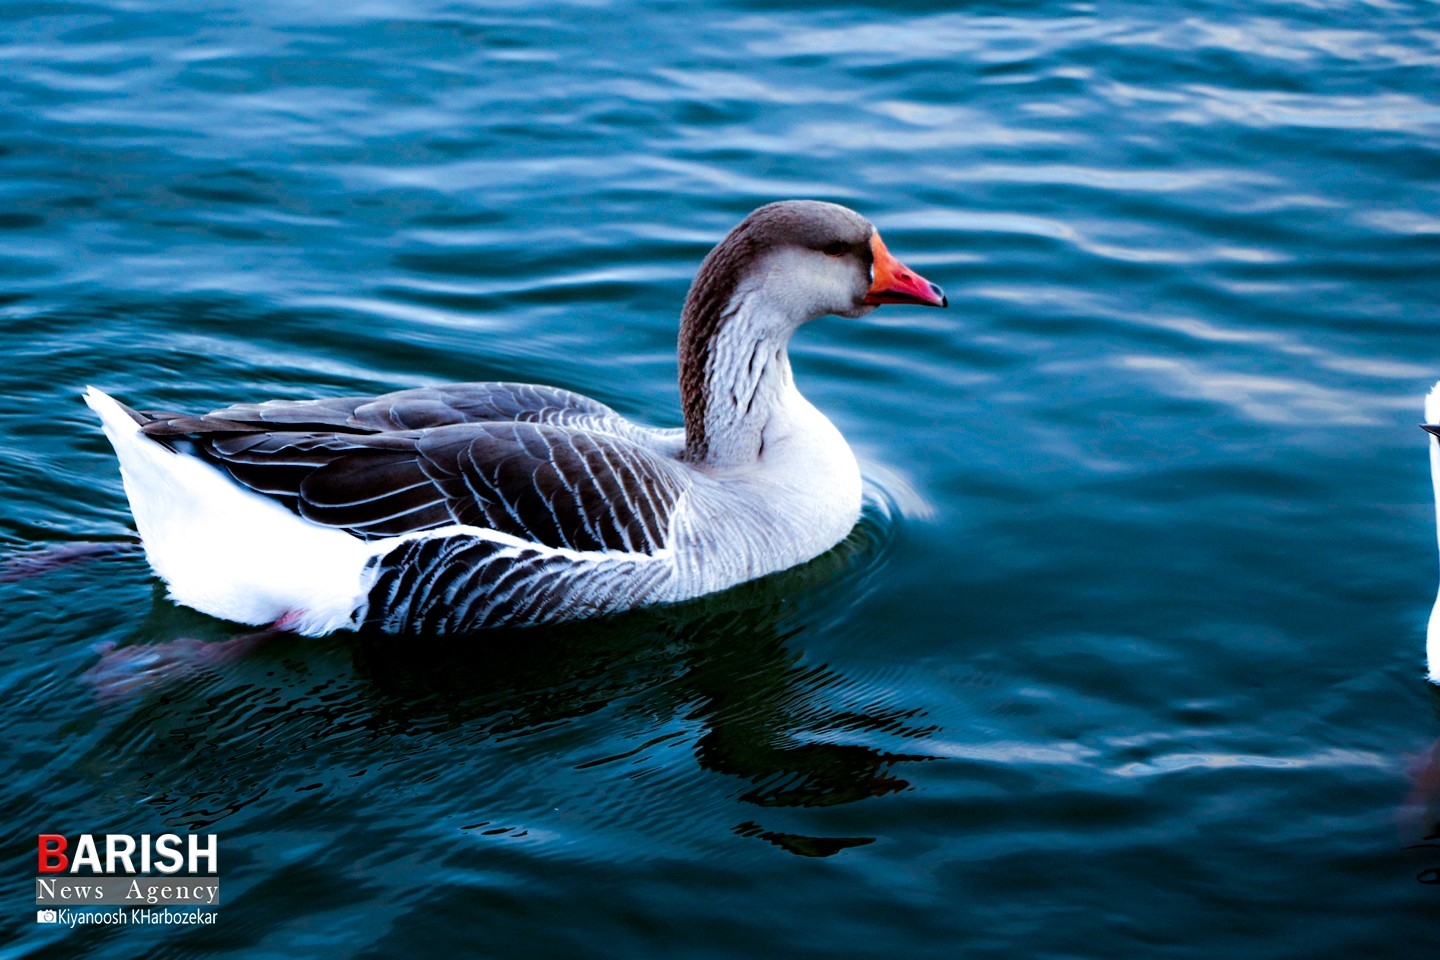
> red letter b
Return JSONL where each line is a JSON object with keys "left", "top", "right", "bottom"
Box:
{"left": 38, "top": 835, "right": 67, "bottom": 874}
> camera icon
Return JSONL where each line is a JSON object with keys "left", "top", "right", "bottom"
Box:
{"left": 36, "top": 910, "right": 58, "bottom": 924}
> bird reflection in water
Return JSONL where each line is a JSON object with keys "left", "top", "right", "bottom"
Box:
{"left": 81, "top": 494, "right": 937, "bottom": 856}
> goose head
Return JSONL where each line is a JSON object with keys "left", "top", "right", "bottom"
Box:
{"left": 679, "top": 200, "right": 946, "bottom": 464}
{"left": 682, "top": 200, "right": 946, "bottom": 336}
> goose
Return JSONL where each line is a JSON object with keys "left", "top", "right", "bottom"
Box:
{"left": 86, "top": 200, "right": 947, "bottom": 636}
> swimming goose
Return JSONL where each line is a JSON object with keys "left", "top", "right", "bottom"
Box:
{"left": 86, "top": 200, "right": 946, "bottom": 636}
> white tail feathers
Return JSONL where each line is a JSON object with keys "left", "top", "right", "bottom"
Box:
{"left": 84, "top": 387, "right": 378, "bottom": 635}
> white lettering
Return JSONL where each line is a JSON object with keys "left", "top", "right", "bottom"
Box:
{"left": 106, "top": 834, "right": 136, "bottom": 874}
{"left": 36, "top": 878, "right": 107, "bottom": 901}
{"left": 58, "top": 832, "right": 218, "bottom": 876}
{"left": 57, "top": 908, "right": 128, "bottom": 927}
{"left": 128, "top": 907, "right": 217, "bottom": 925}
{"left": 188, "top": 835, "right": 218, "bottom": 874}
{"left": 154, "top": 835, "right": 184, "bottom": 874}
{"left": 72, "top": 836, "right": 101, "bottom": 873}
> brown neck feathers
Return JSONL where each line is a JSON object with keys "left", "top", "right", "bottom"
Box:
{"left": 677, "top": 223, "right": 758, "bottom": 462}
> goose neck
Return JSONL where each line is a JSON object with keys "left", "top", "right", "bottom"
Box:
{"left": 679, "top": 285, "right": 805, "bottom": 468}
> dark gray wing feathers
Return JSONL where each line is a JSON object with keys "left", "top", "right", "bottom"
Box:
{"left": 140, "top": 383, "right": 686, "bottom": 555}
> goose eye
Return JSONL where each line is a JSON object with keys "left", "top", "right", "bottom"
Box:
{"left": 821, "top": 242, "right": 846, "bottom": 257}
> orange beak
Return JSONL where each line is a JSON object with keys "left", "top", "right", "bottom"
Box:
{"left": 864, "top": 232, "right": 947, "bottom": 308}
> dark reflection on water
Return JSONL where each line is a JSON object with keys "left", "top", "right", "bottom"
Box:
{"left": 354, "top": 545, "right": 937, "bottom": 822}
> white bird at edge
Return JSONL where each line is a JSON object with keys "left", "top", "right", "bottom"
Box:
{"left": 1422, "top": 382, "right": 1440, "bottom": 682}
{"left": 86, "top": 200, "right": 947, "bottom": 637}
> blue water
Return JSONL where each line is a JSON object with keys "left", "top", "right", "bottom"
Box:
{"left": 3, "top": 0, "right": 1439, "bottom": 956}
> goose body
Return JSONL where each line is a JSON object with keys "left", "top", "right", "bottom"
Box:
{"left": 88, "top": 201, "right": 946, "bottom": 636}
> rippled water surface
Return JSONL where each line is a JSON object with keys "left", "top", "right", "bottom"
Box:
{"left": 3, "top": 1, "right": 1439, "bottom": 956}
